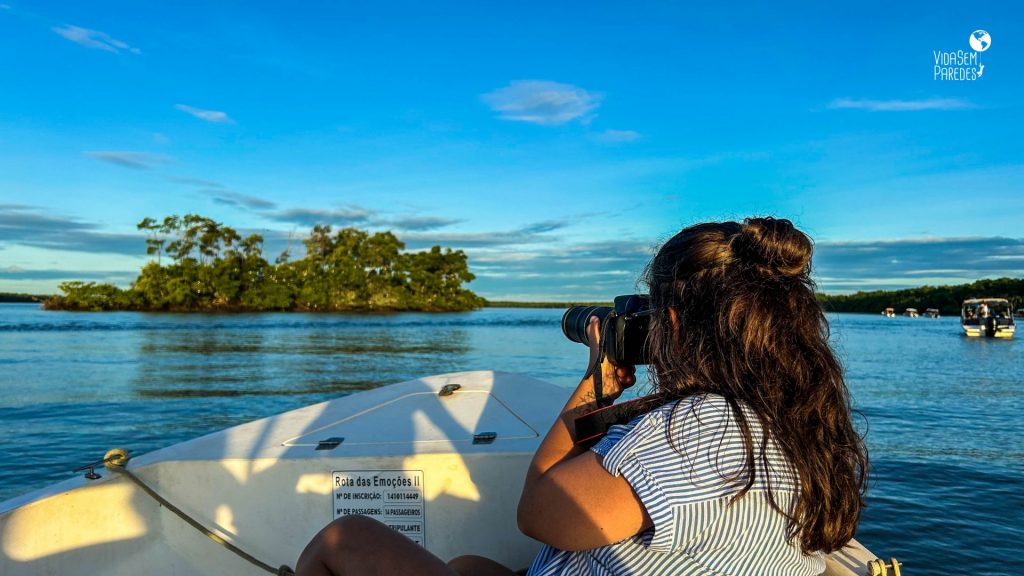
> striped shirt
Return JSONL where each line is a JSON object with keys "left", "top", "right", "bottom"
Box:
{"left": 527, "top": 394, "right": 825, "bottom": 576}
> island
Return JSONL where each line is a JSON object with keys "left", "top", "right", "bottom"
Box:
{"left": 44, "top": 214, "right": 485, "bottom": 312}
{"left": 0, "top": 293, "right": 50, "bottom": 303}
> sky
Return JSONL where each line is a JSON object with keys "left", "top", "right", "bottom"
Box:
{"left": 0, "top": 1, "right": 1022, "bottom": 300}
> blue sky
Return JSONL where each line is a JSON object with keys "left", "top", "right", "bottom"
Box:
{"left": 1, "top": 1, "right": 1022, "bottom": 300}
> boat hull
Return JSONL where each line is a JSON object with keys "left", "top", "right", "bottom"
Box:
{"left": 962, "top": 324, "right": 1015, "bottom": 338}
{"left": 1, "top": 371, "right": 882, "bottom": 575}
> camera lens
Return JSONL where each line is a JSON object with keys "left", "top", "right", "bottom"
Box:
{"left": 561, "top": 305, "right": 613, "bottom": 346}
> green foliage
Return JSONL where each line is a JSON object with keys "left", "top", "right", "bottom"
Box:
{"left": 45, "top": 281, "right": 135, "bottom": 311}
{"left": 0, "top": 293, "right": 51, "bottom": 303}
{"left": 818, "top": 278, "right": 1024, "bottom": 315}
{"left": 45, "top": 214, "right": 486, "bottom": 313}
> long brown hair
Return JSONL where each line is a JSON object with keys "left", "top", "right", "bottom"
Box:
{"left": 642, "top": 217, "right": 867, "bottom": 554}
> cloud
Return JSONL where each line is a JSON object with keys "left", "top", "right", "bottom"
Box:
{"left": 262, "top": 204, "right": 468, "bottom": 232}
{"left": 175, "top": 104, "right": 233, "bottom": 124}
{"left": 208, "top": 190, "right": 277, "bottom": 210}
{"left": 463, "top": 238, "right": 657, "bottom": 300}
{"left": 0, "top": 205, "right": 141, "bottom": 255}
{"left": 269, "top": 207, "right": 372, "bottom": 228}
{"left": 165, "top": 176, "right": 276, "bottom": 211}
{"left": 384, "top": 215, "right": 462, "bottom": 231}
{"left": 167, "top": 176, "right": 225, "bottom": 188}
{"left": 52, "top": 25, "right": 140, "bottom": 54}
{"left": 517, "top": 220, "right": 569, "bottom": 234}
{"left": 482, "top": 80, "right": 601, "bottom": 125}
{"left": 814, "top": 236, "right": 1024, "bottom": 292}
{"left": 596, "top": 129, "right": 641, "bottom": 143}
{"left": 84, "top": 151, "right": 173, "bottom": 169}
{"left": 462, "top": 234, "right": 1024, "bottom": 301}
{"left": 827, "top": 97, "right": 973, "bottom": 112}
{"left": 398, "top": 219, "right": 573, "bottom": 250}
{"left": 413, "top": 229, "right": 1024, "bottom": 300}
{"left": 400, "top": 231, "right": 544, "bottom": 249}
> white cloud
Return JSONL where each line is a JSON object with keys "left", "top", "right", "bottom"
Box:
{"left": 813, "top": 236, "right": 1024, "bottom": 292}
{"left": 52, "top": 25, "right": 140, "bottom": 54}
{"left": 827, "top": 97, "right": 973, "bottom": 112}
{"left": 270, "top": 207, "right": 372, "bottom": 227}
{"left": 482, "top": 80, "right": 601, "bottom": 125}
{"left": 207, "top": 190, "right": 277, "bottom": 210}
{"left": 385, "top": 215, "right": 462, "bottom": 231}
{"left": 83, "top": 151, "right": 173, "bottom": 169}
{"left": 167, "top": 176, "right": 224, "bottom": 188}
{"left": 596, "top": 129, "right": 641, "bottom": 143}
{"left": 175, "top": 104, "right": 233, "bottom": 124}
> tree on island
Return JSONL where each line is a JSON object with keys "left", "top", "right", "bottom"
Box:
{"left": 46, "top": 214, "right": 485, "bottom": 312}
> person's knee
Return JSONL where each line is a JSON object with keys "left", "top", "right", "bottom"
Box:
{"left": 317, "top": 514, "right": 385, "bottom": 549}
{"left": 297, "top": 515, "right": 388, "bottom": 575}
{"left": 447, "top": 555, "right": 477, "bottom": 571}
{"left": 448, "top": 554, "right": 516, "bottom": 576}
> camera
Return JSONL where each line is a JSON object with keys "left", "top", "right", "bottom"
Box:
{"left": 561, "top": 294, "right": 652, "bottom": 365}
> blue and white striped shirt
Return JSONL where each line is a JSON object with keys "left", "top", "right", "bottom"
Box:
{"left": 527, "top": 394, "right": 825, "bottom": 576}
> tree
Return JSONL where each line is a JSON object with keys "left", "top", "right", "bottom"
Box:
{"left": 137, "top": 217, "right": 166, "bottom": 265}
{"left": 47, "top": 214, "right": 487, "bottom": 313}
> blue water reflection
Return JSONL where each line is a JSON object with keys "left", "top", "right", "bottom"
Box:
{"left": 1, "top": 304, "right": 1021, "bottom": 574}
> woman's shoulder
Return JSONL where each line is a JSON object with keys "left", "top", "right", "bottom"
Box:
{"left": 601, "top": 392, "right": 792, "bottom": 493}
{"left": 600, "top": 393, "right": 738, "bottom": 456}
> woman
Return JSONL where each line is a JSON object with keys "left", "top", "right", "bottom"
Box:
{"left": 296, "top": 217, "right": 868, "bottom": 576}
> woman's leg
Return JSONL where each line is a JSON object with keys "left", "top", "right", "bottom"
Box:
{"left": 296, "top": 515, "right": 456, "bottom": 576}
{"left": 448, "top": 555, "right": 520, "bottom": 576}
{"left": 295, "top": 515, "right": 519, "bottom": 576}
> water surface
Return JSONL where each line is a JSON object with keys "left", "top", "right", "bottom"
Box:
{"left": 0, "top": 304, "right": 1021, "bottom": 574}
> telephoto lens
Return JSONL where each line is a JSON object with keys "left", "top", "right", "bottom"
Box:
{"left": 561, "top": 295, "right": 652, "bottom": 365}
{"left": 561, "top": 305, "right": 613, "bottom": 347}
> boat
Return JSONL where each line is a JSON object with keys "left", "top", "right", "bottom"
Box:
{"left": 961, "top": 298, "right": 1016, "bottom": 338}
{"left": 0, "top": 371, "right": 894, "bottom": 575}
{"left": 903, "top": 308, "right": 919, "bottom": 318}
{"left": 923, "top": 308, "right": 940, "bottom": 318}
{"left": 881, "top": 307, "right": 895, "bottom": 317}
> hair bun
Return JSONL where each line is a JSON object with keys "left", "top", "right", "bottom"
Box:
{"left": 734, "top": 217, "right": 811, "bottom": 278}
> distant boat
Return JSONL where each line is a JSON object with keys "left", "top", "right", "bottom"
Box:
{"left": 903, "top": 308, "right": 919, "bottom": 318}
{"left": 961, "top": 298, "right": 1016, "bottom": 338}
{"left": 923, "top": 308, "right": 940, "bottom": 318}
{"left": 881, "top": 307, "right": 896, "bottom": 317}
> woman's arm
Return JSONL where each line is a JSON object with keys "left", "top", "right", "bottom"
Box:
{"left": 517, "top": 317, "right": 653, "bottom": 551}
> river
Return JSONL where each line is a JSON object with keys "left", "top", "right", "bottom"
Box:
{"left": 0, "top": 304, "right": 1021, "bottom": 574}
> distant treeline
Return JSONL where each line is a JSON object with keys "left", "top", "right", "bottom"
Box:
{"left": 484, "top": 301, "right": 612, "bottom": 309}
{"left": 45, "top": 214, "right": 485, "bottom": 312}
{"left": 0, "top": 293, "right": 49, "bottom": 303}
{"left": 817, "top": 277, "right": 1024, "bottom": 315}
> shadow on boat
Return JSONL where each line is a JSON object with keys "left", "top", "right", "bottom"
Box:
{"left": 1, "top": 371, "right": 556, "bottom": 574}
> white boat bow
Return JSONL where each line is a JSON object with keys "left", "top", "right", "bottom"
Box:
{"left": 0, "top": 371, "right": 884, "bottom": 575}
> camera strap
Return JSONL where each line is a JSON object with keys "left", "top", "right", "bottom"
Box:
{"left": 574, "top": 396, "right": 657, "bottom": 449}
{"left": 591, "top": 314, "right": 614, "bottom": 409}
